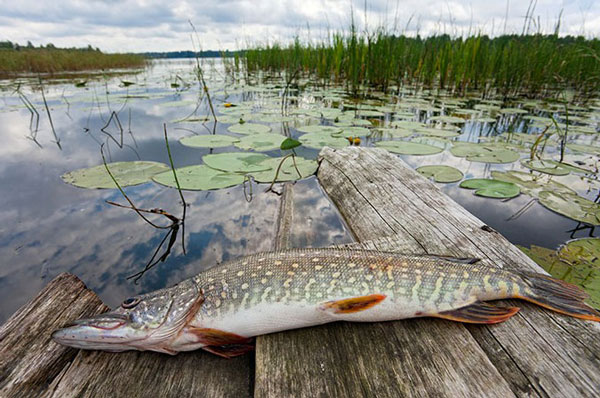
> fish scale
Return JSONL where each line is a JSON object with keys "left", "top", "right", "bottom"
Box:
{"left": 52, "top": 248, "right": 600, "bottom": 357}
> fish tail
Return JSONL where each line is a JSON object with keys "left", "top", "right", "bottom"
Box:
{"left": 517, "top": 272, "right": 600, "bottom": 322}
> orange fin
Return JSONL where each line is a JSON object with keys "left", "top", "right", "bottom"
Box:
{"left": 320, "top": 294, "right": 386, "bottom": 314}
{"left": 433, "top": 302, "right": 520, "bottom": 324}
{"left": 517, "top": 272, "right": 600, "bottom": 322}
{"left": 187, "top": 327, "right": 253, "bottom": 346}
{"left": 202, "top": 343, "right": 255, "bottom": 358}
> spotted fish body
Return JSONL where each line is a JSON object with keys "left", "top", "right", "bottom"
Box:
{"left": 53, "top": 248, "right": 600, "bottom": 357}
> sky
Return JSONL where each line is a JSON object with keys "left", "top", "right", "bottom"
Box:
{"left": 0, "top": 0, "right": 598, "bottom": 53}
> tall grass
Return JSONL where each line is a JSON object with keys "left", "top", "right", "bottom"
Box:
{"left": 245, "top": 30, "right": 600, "bottom": 99}
{"left": 0, "top": 48, "right": 146, "bottom": 77}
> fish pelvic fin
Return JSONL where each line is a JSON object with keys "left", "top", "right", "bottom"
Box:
{"left": 433, "top": 302, "right": 520, "bottom": 324}
{"left": 320, "top": 294, "right": 387, "bottom": 314}
{"left": 517, "top": 272, "right": 600, "bottom": 322}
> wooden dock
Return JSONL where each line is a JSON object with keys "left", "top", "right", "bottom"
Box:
{"left": 2, "top": 147, "right": 599, "bottom": 397}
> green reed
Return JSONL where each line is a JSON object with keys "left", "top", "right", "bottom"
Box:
{"left": 245, "top": 30, "right": 600, "bottom": 100}
{"left": 0, "top": 48, "right": 146, "bottom": 77}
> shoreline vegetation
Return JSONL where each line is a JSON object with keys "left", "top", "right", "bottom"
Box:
{"left": 245, "top": 32, "right": 600, "bottom": 100}
{"left": 0, "top": 41, "right": 146, "bottom": 78}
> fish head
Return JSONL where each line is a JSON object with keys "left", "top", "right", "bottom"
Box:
{"left": 52, "top": 279, "right": 203, "bottom": 354}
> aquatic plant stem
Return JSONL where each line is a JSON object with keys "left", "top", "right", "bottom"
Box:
{"left": 100, "top": 144, "right": 168, "bottom": 229}
{"left": 163, "top": 123, "right": 187, "bottom": 255}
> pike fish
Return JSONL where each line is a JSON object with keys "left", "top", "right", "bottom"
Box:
{"left": 52, "top": 248, "right": 600, "bottom": 357}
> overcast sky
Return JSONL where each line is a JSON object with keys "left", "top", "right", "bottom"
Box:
{"left": 0, "top": 0, "right": 598, "bottom": 53}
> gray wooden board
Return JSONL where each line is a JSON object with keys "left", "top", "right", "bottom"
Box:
{"left": 310, "top": 147, "right": 599, "bottom": 397}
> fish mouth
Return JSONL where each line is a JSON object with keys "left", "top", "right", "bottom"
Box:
{"left": 51, "top": 313, "right": 146, "bottom": 351}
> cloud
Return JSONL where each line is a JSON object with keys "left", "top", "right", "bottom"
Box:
{"left": 0, "top": 0, "right": 598, "bottom": 52}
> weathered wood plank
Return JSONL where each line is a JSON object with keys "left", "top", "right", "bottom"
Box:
{"left": 0, "top": 273, "right": 107, "bottom": 398}
{"left": 254, "top": 152, "right": 517, "bottom": 398}
{"left": 316, "top": 147, "right": 600, "bottom": 397}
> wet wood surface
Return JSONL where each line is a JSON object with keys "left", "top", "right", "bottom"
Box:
{"left": 2, "top": 147, "right": 599, "bottom": 397}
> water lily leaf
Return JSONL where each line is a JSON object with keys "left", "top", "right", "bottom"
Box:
{"left": 520, "top": 159, "right": 579, "bottom": 176}
{"left": 253, "top": 114, "right": 295, "bottom": 123}
{"left": 228, "top": 123, "right": 272, "bottom": 135}
{"left": 152, "top": 165, "right": 245, "bottom": 191}
{"left": 417, "top": 165, "right": 463, "bottom": 183}
{"left": 519, "top": 243, "right": 600, "bottom": 309}
{"left": 180, "top": 135, "right": 239, "bottom": 148}
{"left": 61, "top": 161, "right": 170, "bottom": 189}
{"left": 298, "top": 133, "right": 349, "bottom": 149}
{"left": 429, "top": 115, "right": 466, "bottom": 124}
{"left": 473, "top": 117, "right": 497, "bottom": 123}
{"left": 374, "top": 128, "right": 413, "bottom": 137}
{"left": 234, "top": 134, "right": 286, "bottom": 151}
{"left": 567, "top": 143, "right": 600, "bottom": 156}
{"left": 297, "top": 125, "right": 343, "bottom": 135}
{"left": 334, "top": 118, "right": 373, "bottom": 127}
{"left": 375, "top": 140, "right": 443, "bottom": 155}
{"left": 491, "top": 170, "right": 574, "bottom": 198}
{"left": 250, "top": 157, "right": 318, "bottom": 183}
{"left": 416, "top": 127, "right": 461, "bottom": 138}
{"left": 499, "top": 108, "right": 528, "bottom": 114}
{"left": 280, "top": 137, "right": 301, "bottom": 150}
{"left": 390, "top": 120, "right": 426, "bottom": 129}
{"left": 356, "top": 110, "right": 385, "bottom": 117}
{"left": 203, "top": 152, "right": 272, "bottom": 173}
{"left": 450, "top": 142, "right": 520, "bottom": 163}
{"left": 459, "top": 179, "right": 520, "bottom": 198}
{"left": 334, "top": 126, "right": 371, "bottom": 138}
{"left": 538, "top": 191, "right": 600, "bottom": 225}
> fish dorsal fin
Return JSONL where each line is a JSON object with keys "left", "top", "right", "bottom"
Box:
{"left": 433, "top": 302, "right": 520, "bottom": 324}
{"left": 320, "top": 294, "right": 386, "bottom": 314}
{"left": 424, "top": 254, "right": 481, "bottom": 264}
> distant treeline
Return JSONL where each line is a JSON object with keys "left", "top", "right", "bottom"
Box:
{"left": 246, "top": 32, "right": 600, "bottom": 99}
{"left": 0, "top": 41, "right": 146, "bottom": 77}
{"left": 142, "top": 50, "right": 241, "bottom": 59}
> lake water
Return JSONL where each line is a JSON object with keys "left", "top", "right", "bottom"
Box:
{"left": 0, "top": 58, "right": 597, "bottom": 323}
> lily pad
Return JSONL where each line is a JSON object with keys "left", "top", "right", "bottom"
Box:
{"left": 521, "top": 159, "right": 572, "bottom": 176}
{"left": 567, "top": 143, "right": 600, "bottom": 156}
{"left": 152, "top": 165, "right": 245, "bottom": 191}
{"left": 374, "top": 128, "right": 413, "bottom": 138}
{"left": 538, "top": 191, "right": 600, "bottom": 225}
{"left": 429, "top": 115, "right": 466, "bottom": 124}
{"left": 202, "top": 152, "right": 272, "bottom": 173}
{"left": 298, "top": 133, "right": 349, "bottom": 149}
{"left": 416, "top": 127, "right": 461, "bottom": 138}
{"left": 459, "top": 179, "right": 520, "bottom": 198}
{"left": 334, "top": 126, "right": 371, "bottom": 138}
{"left": 228, "top": 123, "right": 272, "bottom": 135}
{"left": 61, "top": 161, "right": 170, "bottom": 189}
{"left": 519, "top": 242, "right": 600, "bottom": 309}
{"left": 491, "top": 170, "right": 574, "bottom": 198}
{"left": 180, "top": 135, "right": 239, "bottom": 148}
{"left": 235, "top": 134, "right": 287, "bottom": 151}
{"left": 297, "top": 125, "right": 343, "bottom": 135}
{"left": 417, "top": 165, "right": 463, "bottom": 183}
{"left": 375, "top": 140, "right": 443, "bottom": 155}
{"left": 450, "top": 142, "right": 520, "bottom": 163}
{"left": 250, "top": 157, "right": 318, "bottom": 183}
{"left": 280, "top": 137, "right": 301, "bottom": 150}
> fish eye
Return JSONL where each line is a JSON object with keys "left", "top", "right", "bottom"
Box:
{"left": 121, "top": 296, "right": 141, "bottom": 309}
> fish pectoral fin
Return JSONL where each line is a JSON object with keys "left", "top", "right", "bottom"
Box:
{"left": 186, "top": 327, "right": 253, "bottom": 346}
{"left": 202, "top": 343, "right": 255, "bottom": 359}
{"left": 186, "top": 327, "right": 255, "bottom": 359}
{"left": 320, "top": 294, "right": 386, "bottom": 314}
{"left": 433, "top": 302, "right": 520, "bottom": 324}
